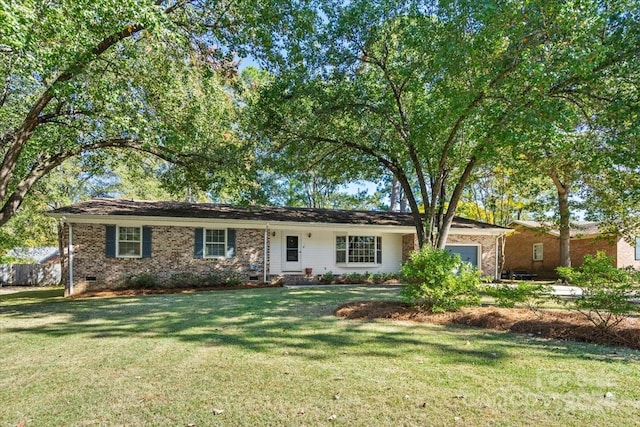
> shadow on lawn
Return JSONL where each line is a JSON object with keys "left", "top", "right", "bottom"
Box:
{"left": 2, "top": 287, "right": 635, "bottom": 364}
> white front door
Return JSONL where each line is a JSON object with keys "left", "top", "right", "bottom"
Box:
{"left": 282, "top": 234, "right": 302, "bottom": 271}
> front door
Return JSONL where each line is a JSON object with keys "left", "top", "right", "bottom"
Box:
{"left": 282, "top": 234, "right": 302, "bottom": 271}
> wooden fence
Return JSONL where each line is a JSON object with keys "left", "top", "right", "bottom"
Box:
{"left": 0, "top": 264, "right": 61, "bottom": 286}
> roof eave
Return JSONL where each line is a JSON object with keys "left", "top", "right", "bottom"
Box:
{"left": 48, "top": 212, "right": 507, "bottom": 235}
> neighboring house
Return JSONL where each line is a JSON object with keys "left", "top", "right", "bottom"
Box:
{"left": 5, "top": 246, "right": 60, "bottom": 264}
{"left": 1, "top": 246, "right": 61, "bottom": 286}
{"left": 504, "top": 220, "right": 640, "bottom": 279}
{"left": 48, "top": 198, "right": 507, "bottom": 295}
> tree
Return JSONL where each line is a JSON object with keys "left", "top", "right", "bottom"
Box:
{"left": 501, "top": 1, "right": 640, "bottom": 266}
{"left": 457, "top": 164, "right": 551, "bottom": 226}
{"left": 0, "top": 0, "right": 305, "bottom": 228}
{"left": 580, "top": 139, "right": 640, "bottom": 244}
{"left": 252, "top": 0, "right": 639, "bottom": 249}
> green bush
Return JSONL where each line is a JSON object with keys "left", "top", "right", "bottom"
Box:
{"left": 320, "top": 271, "right": 335, "bottom": 283}
{"left": 557, "top": 251, "right": 640, "bottom": 329}
{"left": 169, "top": 272, "right": 207, "bottom": 288}
{"left": 400, "top": 247, "right": 481, "bottom": 313}
{"left": 224, "top": 272, "right": 244, "bottom": 286}
{"left": 343, "top": 272, "right": 366, "bottom": 283}
{"left": 484, "top": 282, "right": 551, "bottom": 310}
{"left": 122, "top": 272, "right": 158, "bottom": 289}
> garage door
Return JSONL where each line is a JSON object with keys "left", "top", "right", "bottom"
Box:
{"left": 445, "top": 245, "right": 479, "bottom": 267}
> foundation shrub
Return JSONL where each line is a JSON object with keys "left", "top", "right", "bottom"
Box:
{"left": 400, "top": 247, "right": 481, "bottom": 313}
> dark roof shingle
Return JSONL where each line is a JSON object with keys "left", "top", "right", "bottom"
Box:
{"left": 49, "top": 198, "right": 505, "bottom": 230}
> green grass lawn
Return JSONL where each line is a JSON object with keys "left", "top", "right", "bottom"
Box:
{"left": 1, "top": 286, "right": 639, "bottom": 426}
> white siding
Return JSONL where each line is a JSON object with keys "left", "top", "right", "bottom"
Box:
{"left": 269, "top": 228, "right": 403, "bottom": 275}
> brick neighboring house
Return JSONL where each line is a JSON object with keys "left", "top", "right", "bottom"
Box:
{"left": 48, "top": 198, "right": 508, "bottom": 295}
{"left": 503, "top": 220, "right": 640, "bottom": 279}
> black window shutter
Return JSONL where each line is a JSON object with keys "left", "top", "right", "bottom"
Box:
{"left": 142, "top": 226, "right": 152, "bottom": 258}
{"left": 226, "top": 229, "right": 236, "bottom": 258}
{"left": 194, "top": 228, "right": 204, "bottom": 259}
{"left": 105, "top": 225, "right": 116, "bottom": 258}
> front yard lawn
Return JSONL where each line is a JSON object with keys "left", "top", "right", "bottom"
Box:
{"left": 1, "top": 286, "right": 639, "bottom": 426}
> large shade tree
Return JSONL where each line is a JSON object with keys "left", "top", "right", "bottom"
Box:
{"left": 502, "top": 2, "right": 640, "bottom": 266}
{"left": 252, "top": 0, "right": 640, "bottom": 249}
{"left": 0, "top": 0, "right": 305, "bottom": 228}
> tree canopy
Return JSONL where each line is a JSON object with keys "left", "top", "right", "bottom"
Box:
{"left": 251, "top": 0, "right": 640, "bottom": 248}
{"left": 0, "top": 0, "right": 310, "bottom": 228}
{"left": 1, "top": 0, "right": 639, "bottom": 260}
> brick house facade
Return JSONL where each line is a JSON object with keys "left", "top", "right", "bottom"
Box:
{"left": 61, "top": 223, "right": 267, "bottom": 294}
{"left": 504, "top": 221, "right": 640, "bottom": 279}
{"left": 50, "top": 198, "right": 507, "bottom": 295}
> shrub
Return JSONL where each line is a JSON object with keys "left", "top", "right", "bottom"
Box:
{"left": 557, "top": 251, "right": 640, "bottom": 330}
{"left": 320, "top": 271, "right": 335, "bottom": 283}
{"left": 400, "top": 247, "right": 481, "bottom": 313}
{"left": 484, "top": 282, "right": 551, "bottom": 311}
{"left": 168, "top": 272, "right": 206, "bottom": 288}
{"left": 224, "top": 272, "right": 244, "bottom": 286}
{"left": 343, "top": 272, "right": 366, "bottom": 284}
{"left": 122, "top": 272, "right": 158, "bottom": 289}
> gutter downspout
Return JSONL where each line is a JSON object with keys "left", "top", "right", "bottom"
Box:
{"left": 263, "top": 224, "right": 269, "bottom": 283}
{"left": 68, "top": 222, "right": 74, "bottom": 296}
{"left": 495, "top": 235, "right": 500, "bottom": 281}
{"left": 495, "top": 233, "right": 507, "bottom": 281}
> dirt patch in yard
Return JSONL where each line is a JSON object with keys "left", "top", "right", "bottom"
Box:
{"left": 335, "top": 301, "right": 640, "bottom": 350}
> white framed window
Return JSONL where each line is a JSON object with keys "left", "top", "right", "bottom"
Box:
{"left": 533, "top": 243, "right": 544, "bottom": 261}
{"left": 205, "top": 229, "right": 226, "bottom": 258}
{"left": 635, "top": 237, "right": 640, "bottom": 261}
{"left": 336, "top": 235, "right": 382, "bottom": 264}
{"left": 117, "top": 226, "right": 142, "bottom": 258}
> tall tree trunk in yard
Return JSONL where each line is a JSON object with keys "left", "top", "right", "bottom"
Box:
{"left": 551, "top": 171, "right": 572, "bottom": 267}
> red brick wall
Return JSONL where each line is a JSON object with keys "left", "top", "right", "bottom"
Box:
{"left": 504, "top": 226, "right": 630, "bottom": 279}
{"left": 616, "top": 238, "right": 640, "bottom": 269}
{"left": 503, "top": 228, "right": 560, "bottom": 279}
{"left": 62, "top": 223, "right": 267, "bottom": 294}
{"left": 402, "top": 234, "right": 418, "bottom": 262}
{"left": 570, "top": 236, "right": 617, "bottom": 267}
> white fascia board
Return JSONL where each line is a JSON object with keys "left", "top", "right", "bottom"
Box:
{"left": 49, "top": 213, "right": 507, "bottom": 236}
{"left": 448, "top": 229, "right": 508, "bottom": 237}
{"left": 48, "top": 213, "right": 417, "bottom": 234}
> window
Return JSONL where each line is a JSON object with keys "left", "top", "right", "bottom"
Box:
{"left": 636, "top": 237, "right": 640, "bottom": 261}
{"left": 336, "top": 235, "right": 382, "bottom": 264}
{"left": 205, "top": 229, "right": 226, "bottom": 258}
{"left": 533, "top": 243, "right": 543, "bottom": 261}
{"left": 194, "top": 228, "right": 235, "bottom": 259}
{"left": 117, "top": 226, "right": 142, "bottom": 257}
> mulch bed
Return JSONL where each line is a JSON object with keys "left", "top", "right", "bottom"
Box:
{"left": 335, "top": 301, "right": 640, "bottom": 350}
{"left": 72, "top": 283, "right": 282, "bottom": 298}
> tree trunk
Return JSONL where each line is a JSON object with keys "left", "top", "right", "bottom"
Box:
{"left": 557, "top": 185, "right": 572, "bottom": 267}
{"left": 389, "top": 177, "right": 398, "bottom": 211}
{"left": 399, "top": 191, "right": 407, "bottom": 212}
{"left": 437, "top": 156, "right": 478, "bottom": 249}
